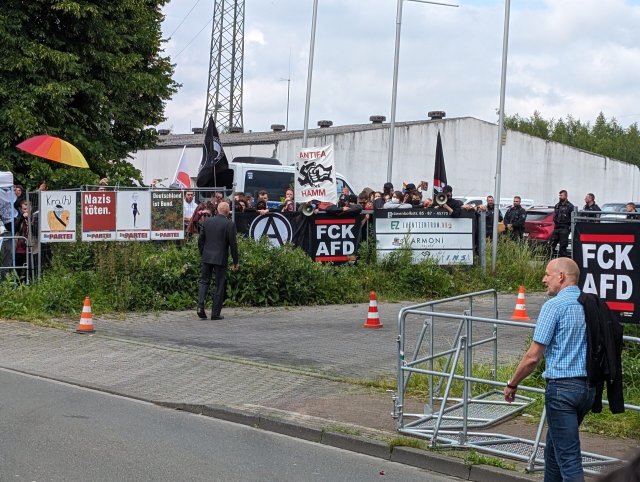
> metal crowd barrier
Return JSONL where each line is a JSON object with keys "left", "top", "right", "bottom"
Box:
{"left": 395, "top": 290, "right": 640, "bottom": 474}
{"left": 0, "top": 235, "right": 32, "bottom": 284}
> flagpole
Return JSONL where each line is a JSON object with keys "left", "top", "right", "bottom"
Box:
{"left": 302, "top": 0, "right": 319, "bottom": 148}
{"left": 491, "top": 0, "right": 511, "bottom": 273}
{"left": 386, "top": 0, "right": 458, "bottom": 184}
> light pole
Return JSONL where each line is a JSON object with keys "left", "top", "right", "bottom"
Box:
{"left": 280, "top": 76, "right": 291, "bottom": 131}
{"left": 491, "top": 0, "right": 511, "bottom": 273}
{"left": 387, "top": 0, "right": 458, "bottom": 184}
{"left": 302, "top": 0, "right": 319, "bottom": 148}
{"left": 280, "top": 50, "right": 292, "bottom": 131}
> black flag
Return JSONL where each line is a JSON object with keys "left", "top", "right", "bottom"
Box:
{"left": 196, "top": 116, "right": 231, "bottom": 187}
{"left": 432, "top": 131, "right": 447, "bottom": 198}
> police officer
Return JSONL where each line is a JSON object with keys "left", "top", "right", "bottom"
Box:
{"left": 479, "top": 195, "right": 503, "bottom": 239}
{"left": 503, "top": 196, "right": 527, "bottom": 240}
{"left": 582, "top": 192, "right": 600, "bottom": 221}
{"left": 550, "top": 189, "right": 574, "bottom": 257}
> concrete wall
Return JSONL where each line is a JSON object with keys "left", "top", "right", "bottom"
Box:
{"left": 129, "top": 117, "right": 640, "bottom": 206}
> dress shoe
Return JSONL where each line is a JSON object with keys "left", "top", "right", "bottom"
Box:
{"left": 197, "top": 309, "right": 207, "bottom": 320}
{"left": 211, "top": 315, "right": 224, "bottom": 320}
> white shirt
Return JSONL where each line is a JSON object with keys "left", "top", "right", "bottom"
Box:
{"left": 183, "top": 198, "right": 197, "bottom": 221}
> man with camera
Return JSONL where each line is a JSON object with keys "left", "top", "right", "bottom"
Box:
{"left": 434, "top": 185, "right": 462, "bottom": 218}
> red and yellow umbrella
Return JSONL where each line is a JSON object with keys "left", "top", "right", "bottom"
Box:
{"left": 17, "top": 135, "right": 89, "bottom": 169}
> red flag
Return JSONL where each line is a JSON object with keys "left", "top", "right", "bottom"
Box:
{"left": 170, "top": 146, "right": 191, "bottom": 189}
{"left": 433, "top": 131, "right": 448, "bottom": 198}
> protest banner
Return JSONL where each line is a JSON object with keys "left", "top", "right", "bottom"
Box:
{"left": 116, "top": 190, "right": 151, "bottom": 241}
{"left": 375, "top": 209, "right": 475, "bottom": 265}
{"left": 295, "top": 144, "right": 337, "bottom": 205}
{"left": 81, "top": 191, "right": 117, "bottom": 241}
{"left": 39, "top": 191, "right": 77, "bottom": 243}
{"left": 150, "top": 190, "right": 184, "bottom": 240}
{"left": 574, "top": 221, "right": 640, "bottom": 323}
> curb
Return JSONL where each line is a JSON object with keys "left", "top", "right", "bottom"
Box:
{"left": 390, "top": 446, "right": 471, "bottom": 479}
{"left": 162, "top": 402, "right": 539, "bottom": 482}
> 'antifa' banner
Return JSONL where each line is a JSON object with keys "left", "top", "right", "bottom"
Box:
{"left": 234, "top": 211, "right": 362, "bottom": 263}
{"left": 573, "top": 221, "right": 640, "bottom": 324}
{"left": 295, "top": 144, "right": 338, "bottom": 205}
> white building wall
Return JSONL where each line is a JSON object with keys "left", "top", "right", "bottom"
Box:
{"left": 273, "top": 118, "right": 640, "bottom": 206}
{"left": 129, "top": 117, "right": 639, "bottom": 206}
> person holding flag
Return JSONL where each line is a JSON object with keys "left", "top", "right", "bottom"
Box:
{"left": 196, "top": 116, "right": 233, "bottom": 189}
{"left": 432, "top": 131, "right": 447, "bottom": 198}
{"left": 432, "top": 131, "right": 462, "bottom": 217}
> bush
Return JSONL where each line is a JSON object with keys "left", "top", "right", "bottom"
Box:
{"left": 0, "top": 235, "right": 546, "bottom": 319}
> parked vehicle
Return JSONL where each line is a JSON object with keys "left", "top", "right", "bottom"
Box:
{"left": 198, "top": 156, "right": 355, "bottom": 207}
{"left": 523, "top": 208, "right": 554, "bottom": 244}
{"left": 599, "top": 202, "right": 640, "bottom": 220}
{"left": 523, "top": 207, "right": 573, "bottom": 254}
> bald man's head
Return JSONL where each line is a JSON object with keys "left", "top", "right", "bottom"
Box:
{"left": 217, "top": 201, "right": 230, "bottom": 216}
{"left": 543, "top": 258, "right": 580, "bottom": 296}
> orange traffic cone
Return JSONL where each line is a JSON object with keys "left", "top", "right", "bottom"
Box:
{"left": 76, "top": 297, "right": 95, "bottom": 333}
{"left": 511, "top": 286, "right": 530, "bottom": 321}
{"left": 363, "top": 291, "right": 383, "bottom": 329}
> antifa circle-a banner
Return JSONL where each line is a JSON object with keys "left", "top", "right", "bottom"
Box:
{"left": 234, "top": 211, "right": 362, "bottom": 263}
{"left": 573, "top": 221, "right": 640, "bottom": 324}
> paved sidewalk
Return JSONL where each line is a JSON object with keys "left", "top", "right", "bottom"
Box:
{"left": 1, "top": 292, "right": 637, "bottom": 480}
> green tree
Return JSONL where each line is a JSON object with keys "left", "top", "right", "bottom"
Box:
{"left": 506, "top": 111, "right": 640, "bottom": 168}
{"left": 0, "top": 0, "right": 179, "bottom": 189}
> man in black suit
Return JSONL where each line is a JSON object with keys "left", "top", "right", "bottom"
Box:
{"left": 197, "top": 201, "right": 239, "bottom": 320}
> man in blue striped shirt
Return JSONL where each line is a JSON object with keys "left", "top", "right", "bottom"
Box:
{"left": 504, "top": 258, "right": 595, "bottom": 482}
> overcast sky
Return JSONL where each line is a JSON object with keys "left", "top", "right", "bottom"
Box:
{"left": 158, "top": 0, "right": 640, "bottom": 135}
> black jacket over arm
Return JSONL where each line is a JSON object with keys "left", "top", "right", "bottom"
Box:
{"left": 578, "top": 293, "right": 624, "bottom": 414}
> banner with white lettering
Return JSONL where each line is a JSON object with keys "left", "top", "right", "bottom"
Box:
{"left": 295, "top": 144, "right": 338, "bottom": 204}
{"left": 233, "top": 211, "right": 362, "bottom": 263}
{"left": 150, "top": 190, "right": 184, "bottom": 240}
{"left": 82, "top": 191, "right": 116, "bottom": 241}
{"left": 312, "top": 214, "right": 361, "bottom": 262}
{"left": 39, "top": 191, "right": 77, "bottom": 243}
{"left": 116, "top": 190, "right": 151, "bottom": 241}
{"left": 574, "top": 222, "right": 640, "bottom": 324}
{"left": 375, "top": 209, "right": 475, "bottom": 265}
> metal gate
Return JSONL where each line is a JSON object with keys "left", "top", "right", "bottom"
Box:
{"left": 394, "top": 290, "right": 638, "bottom": 474}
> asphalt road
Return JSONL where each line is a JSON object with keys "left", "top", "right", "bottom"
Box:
{"left": 0, "top": 369, "right": 462, "bottom": 482}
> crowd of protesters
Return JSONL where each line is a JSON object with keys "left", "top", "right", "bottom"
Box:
{"left": 4, "top": 177, "right": 640, "bottom": 282}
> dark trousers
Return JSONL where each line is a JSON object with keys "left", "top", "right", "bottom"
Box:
{"left": 509, "top": 227, "right": 524, "bottom": 241}
{"left": 198, "top": 263, "right": 226, "bottom": 317}
{"left": 550, "top": 226, "right": 570, "bottom": 257}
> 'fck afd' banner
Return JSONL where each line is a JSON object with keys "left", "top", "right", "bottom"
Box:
{"left": 573, "top": 221, "right": 640, "bottom": 324}
{"left": 295, "top": 144, "right": 337, "bottom": 205}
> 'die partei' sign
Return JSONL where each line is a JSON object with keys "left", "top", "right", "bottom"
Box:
{"left": 295, "top": 143, "right": 338, "bottom": 205}
{"left": 573, "top": 222, "right": 640, "bottom": 324}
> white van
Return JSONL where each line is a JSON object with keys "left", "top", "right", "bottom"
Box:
{"left": 198, "top": 156, "right": 355, "bottom": 208}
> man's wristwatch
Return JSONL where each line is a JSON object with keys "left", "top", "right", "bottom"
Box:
{"left": 507, "top": 380, "right": 518, "bottom": 389}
